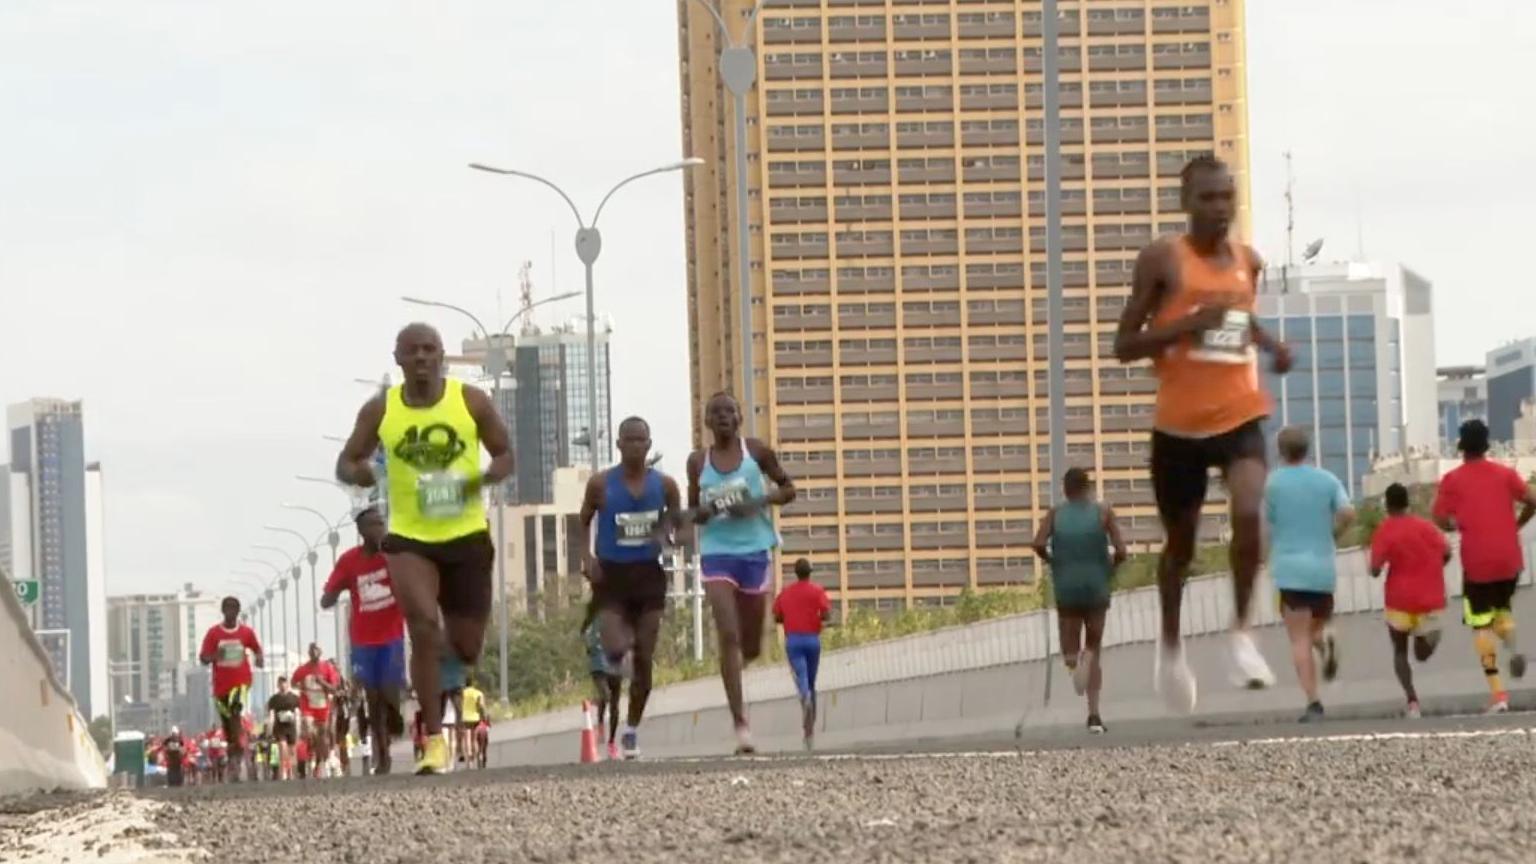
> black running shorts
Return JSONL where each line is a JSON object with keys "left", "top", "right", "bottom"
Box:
{"left": 381, "top": 531, "right": 495, "bottom": 618}
{"left": 1150, "top": 418, "right": 1267, "bottom": 521}
{"left": 594, "top": 559, "right": 669, "bottom": 618}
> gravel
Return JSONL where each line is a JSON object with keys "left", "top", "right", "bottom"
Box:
{"left": 135, "top": 732, "right": 1536, "bottom": 863}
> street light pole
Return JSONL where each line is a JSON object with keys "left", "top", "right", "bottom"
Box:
{"left": 242, "top": 558, "right": 288, "bottom": 671}
{"left": 690, "top": 0, "right": 772, "bottom": 436}
{"left": 401, "top": 290, "right": 582, "bottom": 704}
{"left": 264, "top": 527, "right": 318, "bottom": 652}
{"left": 286, "top": 504, "right": 347, "bottom": 671}
{"left": 467, "top": 157, "right": 704, "bottom": 473}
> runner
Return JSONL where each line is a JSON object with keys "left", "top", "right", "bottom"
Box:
{"left": 265, "top": 675, "right": 300, "bottom": 780}
{"left": 1031, "top": 468, "right": 1128, "bottom": 734}
{"left": 332, "top": 679, "right": 352, "bottom": 778}
{"left": 459, "top": 674, "right": 487, "bottom": 768}
{"left": 579, "top": 415, "right": 685, "bottom": 760}
{"left": 439, "top": 653, "right": 465, "bottom": 768}
{"left": 163, "top": 727, "right": 186, "bottom": 788}
{"left": 320, "top": 506, "right": 407, "bottom": 775}
{"left": 1264, "top": 427, "right": 1354, "bottom": 722}
{"left": 687, "top": 392, "right": 797, "bottom": 754}
{"left": 335, "top": 322, "right": 513, "bottom": 775}
{"left": 197, "top": 596, "right": 263, "bottom": 782}
{"left": 580, "top": 601, "right": 623, "bottom": 760}
{"left": 772, "top": 558, "right": 831, "bottom": 748}
{"left": 1113, "top": 154, "right": 1292, "bottom": 712}
{"left": 1433, "top": 419, "right": 1536, "bottom": 714}
{"left": 1370, "top": 482, "right": 1450, "bottom": 718}
{"left": 291, "top": 643, "right": 341, "bottom": 778}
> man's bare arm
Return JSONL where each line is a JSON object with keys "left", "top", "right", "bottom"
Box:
{"left": 1114, "top": 241, "right": 1225, "bottom": 362}
{"left": 464, "top": 385, "right": 514, "bottom": 485}
{"left": 336, "top": 397, "right": 386, "bottom": 486}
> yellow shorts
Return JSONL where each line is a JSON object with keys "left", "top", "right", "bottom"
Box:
{"left": 1385, "top": 608, "right": 1443, "bottom": 636}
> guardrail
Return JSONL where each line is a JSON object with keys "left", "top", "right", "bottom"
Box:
{"left": 485, "top": 527, "right": 1536, "bottom": 764}
{"left": 0, "top": 566, "right": 107, "bottom": 795}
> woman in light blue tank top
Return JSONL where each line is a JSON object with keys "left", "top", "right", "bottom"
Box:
{"left": 687, "top": 393, "right": 797, "bottom": 754}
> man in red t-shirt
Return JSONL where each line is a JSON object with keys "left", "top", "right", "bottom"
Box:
{"left": 1432, "top": 419, "right": 1536, "bottom": 713}
{"left": 198, "top": 596, "right": 263, "bottom": 782}
{"left": 321, "top": 506, "right": 406, "bottom": 775}
{"left": 1371, "top": 482, "right": 1450, "bottom": 718}
{"left": 291, "top": 642, "right": 341, "bottom": 777}
{"left": 772, "top": 558, "right": 832, "bottom": 748}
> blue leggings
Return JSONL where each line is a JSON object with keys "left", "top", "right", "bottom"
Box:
{"left": 785, "top": 632, "right": 822, "bottom": 703}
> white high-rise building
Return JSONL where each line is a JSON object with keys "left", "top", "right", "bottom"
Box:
{"left": 107, "top": 584, "right": 222, "bottom": 706}
{"left": 1, "top": 399, "right": 109, "bottom": 719}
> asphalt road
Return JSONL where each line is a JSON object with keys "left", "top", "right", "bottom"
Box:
{"left": 7, "top": 712, "right": 1536, "bottom": 863}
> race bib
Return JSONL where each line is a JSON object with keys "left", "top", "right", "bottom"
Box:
{"left": 416, "top": 471, "right": 467, "bottom": 519}
{"left": 357, "top": 574, "right": 394, "bottom": 607}
{"left": 217, "top": 641, "right": 244, "bottom": 666}
{"left": 305, "top": 687, "right": 328, "bottom": 709}
{"left": 1189, "top": 309, "right": 1254, "bottom": 365}
{"left": 615, "top": 511, "right": 660, "bottom": 546}
{"left": 704, "top": 479, "right": 750, "bottom": 516}
{"left": 277, "top": 710, "right": 296, "bottom": 724}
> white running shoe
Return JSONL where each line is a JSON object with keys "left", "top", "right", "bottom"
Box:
{"left": 1071, "top": 652, "right": 1093, "bottom": 697}
{"left": 1229, "top": 630, "right": 1277, "bottom": 690}
{"left": 1155, "top": 643, "right": 1198, "bottom": 715}
{"left": 733, "top": 724, "right": 756, "bottom": 755}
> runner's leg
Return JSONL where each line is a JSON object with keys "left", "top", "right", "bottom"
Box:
{"left": 388, "top": 551, "right": 445, "bottom": 735}
{"left": 1388, "top": 628, "right": 1416, "bottom": 704}
{"left": 1283, "top": 603, "right": 1319, "bottom": 705}
{"left": 1084, "top": 608, "right": 1107, "bottom": 720}
{"left": 605, "top": 675, "right": 622, "bottom": 744}
{"left": 1223, "top": 456, "right": 1266, "bottom": 629}
{"left": 1058, "top": 611, "right": 1086, "bottom": 695}
{"left": 705, "top": 580, "right": 748, "bottom": 726}
{"left": 625, "top": 608, "right": 663, "bottom": 729}
{"left": 735, "top": 590, "right": 768, "bottom": 665}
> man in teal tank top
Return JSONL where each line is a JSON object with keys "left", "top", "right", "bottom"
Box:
{"left": 334, "top": 322, "right": 514, "bottom": 775}
{"left": 1032, "top": 468, "right": 1127, "bottom": 734}
{"left": 686, "top": 392, "right": 797, "bottom": 754}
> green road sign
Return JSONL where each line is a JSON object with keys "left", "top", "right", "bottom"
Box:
{"left": 13, "top": 579, "right": 39, "bottom": 606}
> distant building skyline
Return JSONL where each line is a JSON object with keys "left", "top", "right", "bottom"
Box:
{"left": 2, "top": 398, "right": 108, "bottom": 719}
{"left": 106, "top": 584, "right": 221, "bottom": 707}
{"left": 1486, "top": 337, "right": 1536, "bottom": 445}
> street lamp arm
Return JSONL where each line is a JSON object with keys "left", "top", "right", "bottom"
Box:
{"left": 240, "top": 558, "right": 285, "bottom": 577}
{"left": 263, "top": 526, "right": 313, "bottom": 552}
{"left": 500, "top": 290, "right": 582, "bottom": 336}
{"left": 283, "top": 503, "right": 342, "bottom": 533}
{"left": 468, "top": 163, "right": 587, "bottom": 227}
{"left": 400, "top": 296, "right": 491, "bottom": 341}
{"left": 744, "top": 0, "right": 771, "bottom": 34}
{"left": 250, "top": 545, "right": 299, "bottom": 568}
{"left": 592, "top": 160, "right": 704, "bottom": 228}
{"left": 688, "top": 0, "right": 732, "bottom": 42}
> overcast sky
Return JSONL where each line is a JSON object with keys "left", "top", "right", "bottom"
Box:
{"left": 2, "top": 1, "right": 1530, "bottom": 601}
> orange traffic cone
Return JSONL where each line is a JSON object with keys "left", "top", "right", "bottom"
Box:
{"left": 578, "top": 699, "right": 600, "bottom": 763}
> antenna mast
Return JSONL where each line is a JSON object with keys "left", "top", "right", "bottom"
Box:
{"left": 517, "top": 261, "right": 537, "bottom": 335}
{"left": 1282, "top": 150, "right": 1295, "bottom": 293}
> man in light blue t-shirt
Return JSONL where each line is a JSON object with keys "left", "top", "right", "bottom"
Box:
{"left": 1265, "top": 426, "right": 1355, "bottom": 723}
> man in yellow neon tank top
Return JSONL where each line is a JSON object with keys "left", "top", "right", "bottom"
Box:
{"left": 335, "top": 322, "right": 513, "bottom": 775}
{"left": 1113, "top": 156, "right": 1294, "bottom": 715}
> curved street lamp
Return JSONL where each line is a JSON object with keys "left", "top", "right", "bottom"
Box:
{"left": 266, "top": 526, "right": 320, "bottom": 653}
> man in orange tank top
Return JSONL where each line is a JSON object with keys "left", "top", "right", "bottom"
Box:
{"left": 1113, "top": 156, "right": 1293, "bottom": 714}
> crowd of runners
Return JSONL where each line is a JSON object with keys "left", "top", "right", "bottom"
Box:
{"left": 165, "top": 155, "right": 1532, "bottom": 782}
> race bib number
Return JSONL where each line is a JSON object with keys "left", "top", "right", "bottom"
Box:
{"left": 416, "top": 471, "right": 467, "bottom": 519}
{"left": 357, "top": 572, "right": 395, "bottom": 608}
{"left": 277, "top": 710, "right": 296, "bottom": 724}
{"left": 305, "top": 688, "right": 328, "bottom": 709}
{"left": 1189, "top": 309, "right": 1254, "bottom": 365}
{"left": 615, "top": 511, "right": 660, "bottom": 546}
{"left": 217, "top": 641, "right": 244, "bottom": 666}
{"left": 704, "top": 479, "right": 750, "bottom": 516}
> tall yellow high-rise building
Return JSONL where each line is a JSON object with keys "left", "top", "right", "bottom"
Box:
{"left": 678, "top": 0, "right": 1251, "bottom": 612}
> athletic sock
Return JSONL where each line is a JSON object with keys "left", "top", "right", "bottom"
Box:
{"left": 1475, "top": 629, "right": 1503, "bottom": 696}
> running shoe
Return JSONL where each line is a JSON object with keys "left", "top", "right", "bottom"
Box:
{"left": 607, "top": 741, "right": 621, "bottom": 761}
{"left": 1155, "top": 643, "right": 1198, "bottom": 715}
{"left": 1486, "top": 692, "right": 1510, "bottom": 715}
{"left": 415, "top": 736, "right": 448, "bottom": 776}
{"left": 1510, "top": 653, "right": 1527, "bottom": 680}
{"left": 1229, "top": 630, "right": 1276, "bottom": 690}
{"left": 621, "top": 730, "right": 640, "bottom": 761}
{"left": 1086, "top": 715, "right": 1107, "bottom": 735}
{"left": 733, "top": 724, "right": 756, "bottom": 755}
{"left": 1298, "top": 702, "right": 1324, "bottom": 723}
{"left": 1071, "top": 651, "right": 1093, "bottom": 697}
{"left": 1320, "top": 633, "right": 1339, "bottom": 683}
{"left": 1404, "top": 700, "right": 1421, "bottom": 720}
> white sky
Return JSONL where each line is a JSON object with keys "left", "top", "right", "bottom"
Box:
{"left": 2, "top": 1, "right": 1531, "bottom": 599}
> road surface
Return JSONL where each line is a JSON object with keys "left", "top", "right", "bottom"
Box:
{"left": 5, "top": 711, "right": 1535, "bottom": 863}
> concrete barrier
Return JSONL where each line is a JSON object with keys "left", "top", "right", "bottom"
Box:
{"left": 486, "top": 527, "right": 1536, "bottom": 766}
{"left": 0, "top": 566, "right": 107, "bottom": 795}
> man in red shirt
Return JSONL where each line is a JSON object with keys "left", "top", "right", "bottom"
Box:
{"left": 291, "top": 642, "right": 342, "bottom": 777}
{"left": 1371, "top": 483, "right": 1450, "bottom": 718}
{"left": 1432, "top": 420, "right": 1536, "bottom": 713}
{"left": 772, "top": 558, "right": 832, "bottom": 748}
{"left": 321, "top": 506, "right": 406, "bottom": 775}
{"left": 198, "top": 596, "right": 263, "bottom": 782}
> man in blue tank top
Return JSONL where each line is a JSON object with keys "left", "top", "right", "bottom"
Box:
{"left": 579, "top": 416, "right": 683, "bottom": 760}
{"left": 686, "top": 392, "right": 797, "bottom": 754}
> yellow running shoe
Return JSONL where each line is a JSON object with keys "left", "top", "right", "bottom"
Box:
{"left": 415, "top": 735, "right": 448, "bottom": 776}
